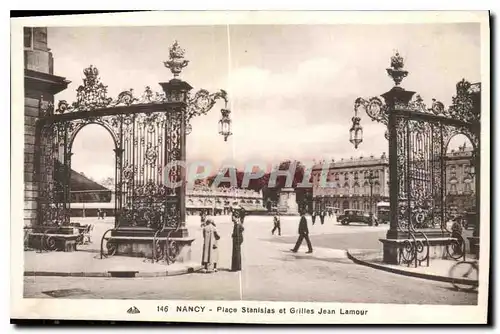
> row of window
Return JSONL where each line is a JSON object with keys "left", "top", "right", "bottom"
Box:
{"left": 448, "top": 182, "right": 474, "bottom": 194}
{"left": 449, "top": 164, "right": 472, "bottom": 177}
{"left": 186, "top": 198, "right": 261, "bottom": 205}
{"left": 312, "top": 169, "right": 384, "bottom": 183}
{"left": 315, "top": 183, "right": 382, "bottom": 196}
{"left": 314, "top": 200, "right": 373, "bottom": 211}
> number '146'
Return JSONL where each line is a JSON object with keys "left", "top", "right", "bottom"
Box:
{"left": 157, "top": 306, "right": 169, "bottom": 313}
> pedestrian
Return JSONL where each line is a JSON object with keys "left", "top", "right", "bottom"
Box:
{"left": 231, "top": 211, "right": 245, "bottom": 271}
{"left": 239, "top": 207, "right": 246, "bottom": 224}
{"left": 290, "top": 208, "right": 313, "bottom": 254}
{"left": 320, "top": 211, "right": 326, "bottom": 225}
{"left": 200, "top": 211, "right": 207, "bottom": 228}
{"left": 201, "top": 218, "right": 220, "bottom": 273}
{"left": 311, "top": 211, "right": 317, "bottom": 225}
{"left": 272, "top": 213, "right": 281, "bottom": 236}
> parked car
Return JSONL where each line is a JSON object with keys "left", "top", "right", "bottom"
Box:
{"left": 339, "top": 209, "right": 378, "bottom": 226}
{"left": 376, "top": 202, "right": 390, "bottom": 224}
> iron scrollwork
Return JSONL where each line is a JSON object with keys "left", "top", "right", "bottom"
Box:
{"left": 354, "top": 96, "right": 388, "bottom": 125}
{"left": 186, "top": 89, "right": 228, "bottom": 135}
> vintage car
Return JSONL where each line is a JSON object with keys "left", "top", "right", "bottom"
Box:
{"left": 339, "top": 209, "right": 378, "bottom": 226}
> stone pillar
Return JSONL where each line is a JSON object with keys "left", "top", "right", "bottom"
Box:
{"left": 159, "top": 79, "right": 193, "bottom": 236}
{"left": 380, "top": 86, "right": 415, "bottom": 264}
{"left": 278, "top": 188, "right": 299, "bottom": 215}
{"left": 24, "top": 27, "right": 68, "bottom": 228}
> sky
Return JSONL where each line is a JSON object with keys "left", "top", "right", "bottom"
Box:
{"left": 48, "top": 23, "right": 481, "bottom": 181}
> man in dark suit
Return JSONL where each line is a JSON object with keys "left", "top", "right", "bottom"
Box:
{"left": 290, "top": 209, "right": 313, "bottom": 253}
{"left": 239, "top": 207, "right": 246, "bottom": 224}
{"left": 320, "top": 211, "right": 326, "bottom": 225}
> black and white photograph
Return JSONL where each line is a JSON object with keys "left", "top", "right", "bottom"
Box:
{"left": 10, "top": 11, "right": 490, "bottom": 324}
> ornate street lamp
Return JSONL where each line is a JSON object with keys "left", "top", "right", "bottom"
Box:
{"left": 219, "top": 108, "right": 233, "bottom": 141}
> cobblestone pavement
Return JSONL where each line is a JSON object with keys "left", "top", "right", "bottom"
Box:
{"left": 24, "top": 215, "right": 477, "bottom": 304}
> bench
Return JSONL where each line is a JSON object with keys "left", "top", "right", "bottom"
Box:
{"left": 380, "top": 237, "right": 458, "bottom": 246}
{"left": 104, "top": 236, "right": 194, "bottom": 242}
{"left": 102, "top": 235, "right": 195, "bottom": 263}
{"left": 380, "top": 237, "right": 465, "bottom": 266}
{"left": 28, "top": 233, "right": 80, "bottom": 252}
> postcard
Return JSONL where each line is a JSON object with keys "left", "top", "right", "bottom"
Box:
{"left": 11, "top": 10, "right": 490, "bottom": 324}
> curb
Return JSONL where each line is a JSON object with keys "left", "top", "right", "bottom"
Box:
{"left": 24, "top": 265, "right": 203, "bottom": 278}
{"left": 346, "top": 250, "right": 478, "bottom": 286}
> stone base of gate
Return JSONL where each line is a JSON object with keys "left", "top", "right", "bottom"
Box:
{"left": 468, "top": 237, "right": 480, "bottom": 258}
{"left": 380, "top": 230, "right": 459, "bottom": 265}
{"left": 109, "top": 227, "right": 194, "bottom": 263}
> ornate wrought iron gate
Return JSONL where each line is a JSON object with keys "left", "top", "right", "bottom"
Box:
{"left": 391, "top": 93, "right": 480, "bottom": 233}
{"left": 35, "top": 42, "right": 229, "bottom": 236}
{"left": 353, "top": 53, "right": 481, "bottom": 265}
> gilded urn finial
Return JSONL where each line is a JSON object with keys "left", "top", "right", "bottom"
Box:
{"left": 163, "top": 40, "right": 190, "bottom": 78}
{"left": 386, "top": 51, "right": 408, "bottom": 86}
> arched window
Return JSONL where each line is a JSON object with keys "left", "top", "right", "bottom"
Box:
{"left": 449, "top": 177, "right": 458, "bottom": 194}
{"left": 464, "top": 164, "right": 471, "bottom": 175}
{"left": 450, "top": 165, "right": 457, "bottom": 177}
{"left": 374, "top": 181, "right": 380, "bottom": 195}
{"left": 344, "top": 182, "right": 350, "bottom": 195}
{"left": 463, "top": 179, "right": 472, "bottom": 194}
{"left": 353, "top": 182, "right": 360, "bottom": 195}
{"left": 363, "top": 181, "right": 370, "bottom": 195}
{"left": 328, "top": 172, "right": 335, "bottom": 183}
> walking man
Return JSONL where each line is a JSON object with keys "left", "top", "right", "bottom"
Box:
{"left": 320, "top": 210, "right": 326, "bottom": 225}
{"left": 290, "top": 208, "right": 313, "bottom": 254}
{"left": 239, "top": 207, "right": 246, "bottom": 224}
{"left": 272, "top": 213, "right": 281, "bottom": 236}
{"left": 311, "top": 210, "right": 317, "bottom": 225}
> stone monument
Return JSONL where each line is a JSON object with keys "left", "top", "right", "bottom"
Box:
{"left": 278, "top": 188, "right": 299, "bottom": 215}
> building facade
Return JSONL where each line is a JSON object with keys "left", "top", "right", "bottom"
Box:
{"left": 24, "top": 27, "right": 69, "bottom": 227}
{"left": 311, "top": 145, "right": 476, "bottom": 216}
{"left": 185, "top": 185, "right": 264, "bottom": 216}
{"left": 445, "top": 144, "right": 476, "bottom": 213}
{"left": 311, "top": 153, "right": 390, "bottom": 214}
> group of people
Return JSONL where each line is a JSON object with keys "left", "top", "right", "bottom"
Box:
{"left": 201, "top": 207, "right": 317, "bottom": 273}
{"left": 200, "top": 209, "right": 245, "bottom": 274}
{"left": 311, "top": 210, "right": 332, "bottom": 225}
{"left": 271, "top": 210, "right": 313, "bottom": 253}
{"left": 96, "top": 209, "right": 106, "bottom": 220}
